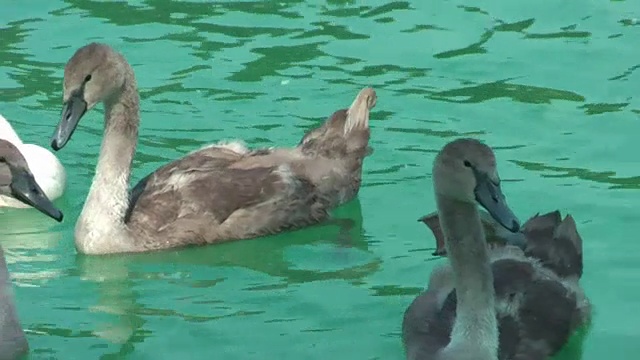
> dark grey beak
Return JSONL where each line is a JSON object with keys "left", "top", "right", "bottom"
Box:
{"left": 51, "top": 94, "right": 87, "bottom": 150}
{"left": 10, "top": 168, "right": 64, "bottom": 222}
{"left": 474, "top": 173, "right": 520, "bottom": 233}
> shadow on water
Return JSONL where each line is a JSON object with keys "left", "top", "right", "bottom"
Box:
{"left": 553, "top": 316, "right": 592, "bottom": 360}
{"left": 23, "top": 197, "right": 375, "bottom": 354}
{"left": 0, "top": 0, "right": 600, "bottom": 122}
{"left": 512, "top": 160, "right": 640, "bottom": 190}
{"left": 428, "top": 78, "right": 585, "bottom": 105}
{"left": 0, "top": 19, "right": 63, "bottom": 105}
{"left": 0, "top": 0, "right": 432, "bottom": 106}
{"left": 26, "top": 255, "right": 146, "bottom": 359}
{"left": 0, "top": 209, "right": 66, "bottom": 285}
{"left": 77, "top": 258, "right": 146, "bottom": 359}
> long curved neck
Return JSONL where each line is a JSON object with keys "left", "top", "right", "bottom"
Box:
{"left": 436, "top": 195, "right": 497, "bottom": 357}
{"left": 76, "top": 72, "right": 140, "bottom": 254}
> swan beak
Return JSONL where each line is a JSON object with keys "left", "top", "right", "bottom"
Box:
{"left": 10, "top": 168, "right": 64, "bottom": 222}
{"left": 474, "top": 175, "right": 520, "bottom": 233}
{"left": 51, "top": 94, "right": 87, "bottom": 150}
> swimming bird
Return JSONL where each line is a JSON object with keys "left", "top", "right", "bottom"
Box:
{"left": 402, "top": 138, "right": 590, "bottom": 360}
{"left": 49, "top": 42, "right": 376, "bottom": 255}
{"left": 0, "top": 138, "right": 64, "bottom": 360}
{"left": 0, "top": 114, "right": 66, "bottom": 208}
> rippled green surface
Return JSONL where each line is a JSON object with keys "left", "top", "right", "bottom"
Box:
{"left": 1, "top": 1, "right": 639, "bottom": 359}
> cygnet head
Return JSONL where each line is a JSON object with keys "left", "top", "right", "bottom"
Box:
{"left": 51, "top": 43, "right": 129, "bottom": 150}
{"left": 433, "top": 138, "right": 520, "bottom": 232}
{"left": 0, "top": 139, "right": 64, "bottom": 222}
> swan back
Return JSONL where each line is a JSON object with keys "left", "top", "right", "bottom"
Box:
{"left": 0, "top": 114, "right": 22, "bottom": 145}
{"left": 521, "top": 211, "right": 583, "bottom": 279}
{"left": 420, "top": 209, "right": 584, "bottom": 280}
{"left": 419, "top": 209, "right": 526, "bottom": 256}
{"left": 124, "top": 88, "right": 378, "bottom": 246}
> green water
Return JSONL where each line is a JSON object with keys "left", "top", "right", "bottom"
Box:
{"left": 1, "top": 0, "right": 639, "bottom": 359}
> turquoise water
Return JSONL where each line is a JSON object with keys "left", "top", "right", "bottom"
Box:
{"left": 1, "top": 0, "right": 639, "bottom": 358}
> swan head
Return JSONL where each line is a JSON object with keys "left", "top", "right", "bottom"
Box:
{"left": 433, "top": 138, "right": 520, "bottom": 232}
{"left": 0, "top": 140, "right": 64, "bottom": 222}
{"left": 51, "top": 43, "right": 128, "bottom": 150}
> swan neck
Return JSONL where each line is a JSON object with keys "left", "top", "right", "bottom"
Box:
{"left": 76, "top": 73, "right": 140, "bottom": 254}
{"left": 436, "top": 195, "right": 497, "bottom": 356}
{"left": 0, "top": 248, "right": 28, "bottom": 357}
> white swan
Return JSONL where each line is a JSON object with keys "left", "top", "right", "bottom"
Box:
{"left": 0, "top": 114, "right": 66, "bottom": 208}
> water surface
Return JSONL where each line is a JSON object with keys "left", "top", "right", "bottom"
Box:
{"left": 1, "top": 0, "right": 639, "bottom": 359}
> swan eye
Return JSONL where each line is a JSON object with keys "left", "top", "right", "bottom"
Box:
{"left": 463, "top": 160, "right": 472, "bottom": 167}
{"left": 84, "top": 74, "right": 92, "bottom": 82}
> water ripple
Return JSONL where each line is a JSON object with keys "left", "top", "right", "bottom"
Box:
{"left": 0, "top": 1, "right": 638, "bottom": 359}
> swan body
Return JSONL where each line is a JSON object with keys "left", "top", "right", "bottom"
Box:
{"left": 50, "top": 43, "right": 375, "bottom": 255}
{"left": 0, "top": 114, "right": 66, "bottom": 208}
{"left": 0, "top": 139, "right": 64, "bottom": 359}
{"left": 421, "top": 209, "right": 584, "bottom": 280}
{"left": 402, "top": 138, "right": 590, "bottom": 360}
